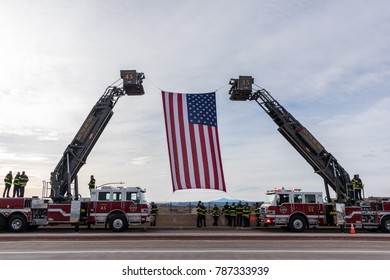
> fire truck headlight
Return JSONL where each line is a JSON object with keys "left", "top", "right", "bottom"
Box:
{"left": 266, "top": 210, "right": 275, "bottom": 215}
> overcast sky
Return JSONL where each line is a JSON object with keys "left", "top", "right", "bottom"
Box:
{"left": 1, "top": 0, "right": 389, "bottom": 203}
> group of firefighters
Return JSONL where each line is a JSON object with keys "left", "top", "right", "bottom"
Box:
{"left": 2, "top": 171, "right": 29, "bottom": 198}
{"left": 197, "top": 201, "right": 262, "bottom": 228}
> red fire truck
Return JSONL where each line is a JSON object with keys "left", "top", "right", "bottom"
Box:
{"left": 228, "top": 76, "right": 390, "bottom": 233}
{"left": 0, "top": 70, "right": 150, "bottom": 232}
{"left": 0, "top": 186, "right": 149, "bottom": 232}
{"left": 259, "top": 187, "right": 390, "bottom": 232}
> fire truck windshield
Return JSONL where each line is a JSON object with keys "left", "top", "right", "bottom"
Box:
{"left": 265, "top": 193, "right": 277, "bottom": 205}
{"left": 138, "top": 191, "right": 147, "bottom": 203}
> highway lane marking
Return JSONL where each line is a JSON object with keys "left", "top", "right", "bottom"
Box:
{"left": 1, "top": 249, "right": 390, "bottom": 255}
{"left": 0, "top": 239, "right": 387, "bottom": 244}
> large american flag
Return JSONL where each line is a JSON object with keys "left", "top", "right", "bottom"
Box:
{"left": 161, "top": 91, "right": 226, "bottom": 192}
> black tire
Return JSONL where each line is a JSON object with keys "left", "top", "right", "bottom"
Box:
{"left": 281, "top": 226, "right": 290, "bottom": 232}
{"left": 109, "top": 214, "right": 128, "bottom": 232}
{"left": 380, "top": 216, "right": 390, "bottom": 233}
{"left": 8, "top": 214, "right": 28, "bottom": 232}
{"left": 0, "top": 214, "right": 7, "bottom": 231}
{"left": 288, "top": 215, "right": 307, "bottom": 232}
{"left": 28, "top": 225, "right": 40, "bottom": 231}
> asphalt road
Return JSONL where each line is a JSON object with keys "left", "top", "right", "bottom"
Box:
{"left": 1, "top": 228, "right": 390, "bottom": 260}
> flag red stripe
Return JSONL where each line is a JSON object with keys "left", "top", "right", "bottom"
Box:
{"left": 208, "top": 125, "right": 219, "bottom": 190}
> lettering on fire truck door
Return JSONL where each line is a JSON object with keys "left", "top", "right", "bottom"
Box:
{"left": 303, "top": 194, "right": 321, "bottom": 222}
{"left": 96, "top": 191, "right": 112, "bottom": 214}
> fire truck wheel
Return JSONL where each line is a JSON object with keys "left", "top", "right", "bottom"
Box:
{"left": 109, "top": 214, "right": 129, "bottom": 232}
{"left": 0, "top": 215, "right": 6, "bottom": 231}
{"left": 7, "top": 214, "right": 27, "bottom": 232}
{"left": 288, "top": 215, "right": 307, "bottom": 232}
{"left": 380, "top": 216, "right": 390, "bottom": 233}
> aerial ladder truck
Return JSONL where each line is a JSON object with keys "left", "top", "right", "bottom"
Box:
{"left": 0, "top": 70, "right": 150, "bottom": 232}
{"left": 228, "top": 76, "right": 390, "bottom": 232}
{"left": 49, "top": 70, "right": 145, "bottom": 203}
{"left": 229, "top": 76, "right": 351, "bottom": 203}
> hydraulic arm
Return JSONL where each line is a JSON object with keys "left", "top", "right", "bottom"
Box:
{"left": 229, "top": 76, "right": 351, "bottom": 202}
{"left": 50, "top": 70, "right": 145, "bottom": 202}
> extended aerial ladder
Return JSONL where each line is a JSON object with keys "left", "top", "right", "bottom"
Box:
{"left": 50, "top": 70, "right": 145, "bottom": 203}
{"left": 228, "top": 76, "right": 352, "bottom": 202}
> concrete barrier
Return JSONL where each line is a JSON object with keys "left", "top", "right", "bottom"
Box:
{"left": 152, "top": 214, "right": 251, "bottom": 227}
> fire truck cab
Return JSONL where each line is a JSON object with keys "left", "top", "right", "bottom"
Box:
{"left": 260, "top": 188, "right": 390, "bottom": 233}
{"left": 260, "top": 188, "right": 335, "bottom": 232}
{"left": 89, "top": 186, "right": 149, "bottom": 232}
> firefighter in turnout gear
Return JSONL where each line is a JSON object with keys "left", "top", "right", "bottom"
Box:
{"left": 150, "top": 202, "right": 158, "bottom": 226}
{"left": 236, "top": 201, "right": 243, "bottom": 227}
{"left": 200, "top": 202, "right": 207, "bottom": 227}
{"left": 3, "top": 171, "right": 12, "bottom": 198}
{"left": 242, "top": 203, "right": 251, "bottom": 227}
{"left": 12, "top": 172, "right": 21, "bottom": 198}
{"left": 229, "top": 202, "right": 237, "bottom": 227}
{"left": 212, "top": 204, "right": 221, "bottom": 226}
{"left": 254, "top": 202, "right": 261, "bottom": 226}
{"left": 19, "top": 171, "right": 29, "bottom": 198}
{"left": 352, "top": 174, "right": 364, "bottom": 200}
{"left": 88, "top": 175, "right": 96, "bottom": 191}
{"left": 196, "top": 201, "right": 204, "bottom": 227}
{"left": 222, "top": 202, "right": 230, "bottom": 226}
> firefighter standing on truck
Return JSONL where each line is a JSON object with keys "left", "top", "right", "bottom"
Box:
{"left": 12, "top": 172, "right": 21, "bottom": 198}
{"left": 88, "top": 175, "right": 96, "bottom": 191}
{"left": 19, "top": 171, "right": 29, "bottom": 198}
{"left": 352, "top": 174, "right": 364, "bottom": 200}
{"left": 3, "top": 171, "right": 12, "bottom": 198}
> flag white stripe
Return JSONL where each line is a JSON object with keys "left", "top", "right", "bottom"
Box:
{"left": 212, "top": 127, "right": 223, "bottom": 190}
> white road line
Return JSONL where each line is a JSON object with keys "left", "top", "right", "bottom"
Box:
{"left": 0, "top": 249, "right": 389, "bottom": 255}
{"left": 0, "top": 239, "right": 386, "bottom": 244}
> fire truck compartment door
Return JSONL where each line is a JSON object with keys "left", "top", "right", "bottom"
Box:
{"left": 336, "top": 203, "right": 345, "bottom": 225}
{"left": 70, "top": 201, "right": 81, "bottom": 223}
